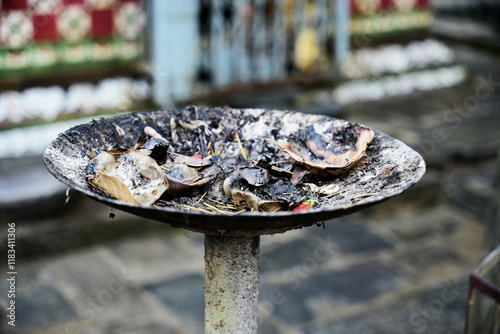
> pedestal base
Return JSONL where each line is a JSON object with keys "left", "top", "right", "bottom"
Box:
{"left": 204, "top": 235, "right": 260, "bottom": 333}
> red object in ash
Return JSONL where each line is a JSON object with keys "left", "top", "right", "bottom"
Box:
{"left": 192, "top": 153, "right": 203, "bottom": 159}
{"left": 292, "top": 203, "right": 311, "bottom": 213}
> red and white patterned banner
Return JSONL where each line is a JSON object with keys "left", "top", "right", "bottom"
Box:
{"left": 0, "top": 0, "right": 145, "bottom": 48}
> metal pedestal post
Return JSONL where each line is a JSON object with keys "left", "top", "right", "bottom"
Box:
{"left": 204, "top": 235, "right": 260, "bottom": 334}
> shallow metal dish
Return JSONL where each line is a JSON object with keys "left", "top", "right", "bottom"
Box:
{"left": 44, "top": 107, "right": 425, "bottom": 236}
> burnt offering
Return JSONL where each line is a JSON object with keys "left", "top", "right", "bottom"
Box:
{"left": 44, "top": 106, "right": 425, "bottom": 236}
{"left": 82, "top": 110, "right": 375, "bottom": 212}
{"left": 44, "top": 107, "right": 425, "bottom": 334}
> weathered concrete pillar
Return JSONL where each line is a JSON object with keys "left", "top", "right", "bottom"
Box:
{"left": 204, "top": 235, "right": 260, "bottom": 334}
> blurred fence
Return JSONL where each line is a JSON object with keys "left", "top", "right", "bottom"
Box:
{"left": 150, "top": 0, "right": 435, "bottom": 107}
{"left": 151, "top": 0, "right": 349, "bottom": 107}
{"left": 204, "top": 0, "right": 337, "bottom": 85}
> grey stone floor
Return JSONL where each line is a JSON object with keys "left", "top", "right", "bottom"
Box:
{"left": 0, "top": 195, "right": 486, "bottom": 334}
{"left": 1, "top": 34, "right": 499, "bottom": 334}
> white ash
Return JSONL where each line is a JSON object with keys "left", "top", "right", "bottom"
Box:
{"left": 241, "top": 117, "right": 272, "bottom": 141}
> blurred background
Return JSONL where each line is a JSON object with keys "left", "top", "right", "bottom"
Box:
{"left": 0, "top": 0, "right": 499, "bottom": 333}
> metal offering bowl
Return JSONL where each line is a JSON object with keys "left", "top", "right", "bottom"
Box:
{"left": 44, "top": 107, "right": 426, "bottom": 236}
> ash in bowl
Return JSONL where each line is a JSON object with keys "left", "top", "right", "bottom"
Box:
{"left": 44, "top": 106, "right": 426, "bottom": 222}
{"left": 81, "top": 107, "right": 374, "bottom": 214}
{"left": 44, "top": 107, "right": 426, "bottom": 234}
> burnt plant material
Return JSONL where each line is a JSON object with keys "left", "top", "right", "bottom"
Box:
{"left": 44, "top": 107, "right": 426, "bottom": 235}
{"left": 277, "top": 123, "right": 375, "bottom": 177}
{"left": 86, "top": 149, "right": 168, "bottom": 206}
{"left": 82, "top": 108, "right": 374, "bottom": 212}
{"left": 223, "top": 167, "right": 303, "bottom": 212}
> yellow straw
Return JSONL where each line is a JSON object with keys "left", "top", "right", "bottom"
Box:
{"left": 197, "top": 191, "right": 207, "bottom": 203}
{"left": 183, "top": 205, "right": 214, "bottom": 214}
{"left": 235, "top": 133, "right": 247, "bottom": 160}
{"left": 203, "top": 203, "right": 230, "bottom": 214}
{"left": 268, "top": 160, "right": 291, "bottom": 165}
{"left": 271, "top": 166, "right": 293, "bottom": 174}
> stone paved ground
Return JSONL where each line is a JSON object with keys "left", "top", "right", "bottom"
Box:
{"left": 1, "top": 23, "right": 499, "bottom": 334}
{"left": 0, "top": 190, "right": 486, "bottom": 334}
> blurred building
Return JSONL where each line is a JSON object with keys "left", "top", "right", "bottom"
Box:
{"left": 0, "top": 0, "right": 150, "bottom": 160}
{"left": 2, "top": 1, "right": 500, "bottom": 332}
{"left": 0, "top": 0, "right": 438, "bottom": 162}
